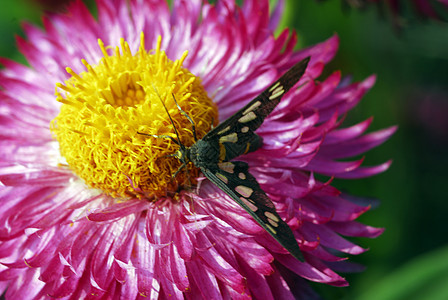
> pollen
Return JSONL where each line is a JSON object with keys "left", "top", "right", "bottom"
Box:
{"left": 51, "top": 34, "right": 218, "bottom": 200}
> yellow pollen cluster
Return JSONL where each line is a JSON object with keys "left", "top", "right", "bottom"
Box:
{"left": 51, "top": 34, "right": 218, "bottom": 199}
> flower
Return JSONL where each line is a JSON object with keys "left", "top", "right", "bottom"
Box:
{"left": 0, "top": 0, "right": 396, "bottom": 298}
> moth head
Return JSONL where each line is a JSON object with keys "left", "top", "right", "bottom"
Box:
{"left": 173, "top": 146, "right": 191, "bottom": 164}
{"left": 173, "top": 149, "right": 184, "bottom": 160}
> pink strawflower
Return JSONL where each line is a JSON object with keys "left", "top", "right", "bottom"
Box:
{"left": 0, "top": 0, "right": 395, "bottom": 298}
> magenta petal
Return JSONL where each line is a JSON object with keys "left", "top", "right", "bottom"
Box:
{"left": 316, "top": 194, "right": 371, "bottom": 222}
{"left": 236, "top": 254, "right": 274, "bottom": 299}
{"left": 168, "top": 244, "right": 189, "bottom": 291}
{"left": 87, "top": 199, "right": 148, "bottom": 222}
{"left": 173, "top": 222, "right": 194, "bottom": 260}
{"left": 329, "top": 221, "right": 384, "bottom": 238}
{"left": 186, "top": 260, "right": 223, "bottom": 300}
{"left": 268, "top": 0, "right": 285, "bottom": 31}
{"left": 119, "top": 267, "right": 139, "bottom": 300}
{"left": 305, "top": 255, "right": 348, "bottom": 287}
{"left": 336, "top": 160, "right": 393, "bottom": 179}
{"left": 307, "top": 245, "right": 348, "bottom": 262}
{"left": 294, "top": 34, "right": 339, "bottom": 66}
{"left": 111, "top": 217, "right": 138, "bottom": 283}
{"left": 195, "top": 232, "right": 245, "bottom": 292}
{"left": 160, "top": 275, "right": 184, "bottom": 300}
{"left": 274, "top": 254, "right": 335, "bottom": 284}
{"left": 39, "top": 253, "right": 67, "bottom": 285}
{"left": 48, "top": 275, "right": 80, "bottom": 298}
{"left": 0, "top": 168, "right": 72, "bottom": 186}
{"left": 319, "top": 126, "right": 398, "bottom": 159}
{"left": 5, "top": 269, "right": 44, "bottom": 299}
{"left": 90, "top": 226, "right": 124, "bottom": 293}
{"left": 265, "top": 269, "right": 295, "bottom": 300}
{"left": 22, "top": 231, "right": 60, "bottom": 269}
{"left": 302, "top": 223, "right": 366, "bottom": 255}
{"left": 133, "top": 219, "right": 157, "bottom": 298}
{"left": 303, "top": 157, "right": 364, "bottom": 175}
{"left": 0, "top": 0, "right": 394, "bottom": 298}
{"left": 323, "top": 117, "right": 374, "bottom": 144}
{"left": 228, "top": 238, "right": 274, "bottom": 275}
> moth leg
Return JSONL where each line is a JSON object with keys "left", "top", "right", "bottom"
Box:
{"left": 172, "top": 162, "right": 187, "bottom": 178}
{"left": 172, "top": 161, "right": 192, "bottom": 185}
{"left": 171, "top": 93, "right": 198, "bottom": 141}
{"left": 183, "top": 165, "right": 193, "bottom": 190}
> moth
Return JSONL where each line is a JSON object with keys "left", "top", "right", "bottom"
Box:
{"left": 153, "top": 57, "right": 310, "bottom": 262}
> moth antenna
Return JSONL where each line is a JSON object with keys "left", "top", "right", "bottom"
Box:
{"left": 136, "top": 132, "right": 179, "bottom": 145}
{"left": 171, "top": 93, "right": 198, "bottom": 141}
{"left": 150, "top": 83, "right": 184, "bottom": 148}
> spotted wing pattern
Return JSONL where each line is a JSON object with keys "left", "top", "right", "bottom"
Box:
{"left": 179, "top": 57, "right": 310, "bottom": 261}
{"left": 200, "top": 161, "right": 304, "bottom": 262}
{"left": 202, "top": 57, "right": 310, "bottom": 161}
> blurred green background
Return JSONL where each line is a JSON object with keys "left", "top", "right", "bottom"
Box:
{"left": 288, "top": 1, "right": 448, "bottom": 299}
{"left": 1, "top": 0, "right": 447, "bottom": 299}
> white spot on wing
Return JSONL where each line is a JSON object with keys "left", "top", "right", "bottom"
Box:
{"left": 269, "top": 81, "right": 281, "bottom": 92}
{"left": 264, "top": 211, "right": 280, "bottom": 223}
{"left": 242, "top": 101, "right": 261, "bottom": 115}
{"left": 219, "top": 132, "right": 238, "bottom": 143}
{"left": 240, "top": 197, "right": 258, "bottom": 212}
{"left": 218, "top": 162, "right": 235, "bottom": 173}
{"left": 268, "top": 218, "right": 279, "bottom": 227}
{"left": 238, "top": 111, "right": 256, "bottom": 123}
{"left": 265, "top": 223, "right": 277, "bottom": 235}
{"left": 269, "top": 86, "right": 285, "bottom": 100}
{"left": 217, "top": 126, "right": 231, "bottom": 135}
{"left": 235, "top": 185, "right": 254, "bottom": 198}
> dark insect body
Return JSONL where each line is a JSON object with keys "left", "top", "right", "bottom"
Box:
{"left": 158, "top": 57, "right": 310, "bottom": 262}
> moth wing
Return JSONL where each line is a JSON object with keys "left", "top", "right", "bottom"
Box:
{"left": 200, "top": 161, "right": 304, "bottom": 261}
{"left": 203, "top": 57, "right": 310, "bottom": 142}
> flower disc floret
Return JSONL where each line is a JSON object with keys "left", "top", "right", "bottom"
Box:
{"left": 51, "top": 34, "right": 218, "bottom": 199}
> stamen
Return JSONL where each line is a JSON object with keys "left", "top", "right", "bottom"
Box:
{"left": 51, "top": 34, "right": 218, "bottom": 200}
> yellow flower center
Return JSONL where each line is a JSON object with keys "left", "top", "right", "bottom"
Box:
{"left": 51, "top": 34, "right": 218, "bottom": 200}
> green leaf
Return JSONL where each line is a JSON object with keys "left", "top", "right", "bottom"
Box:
{"left": 358, "top": 244, "right": 448, "bottom": 300}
